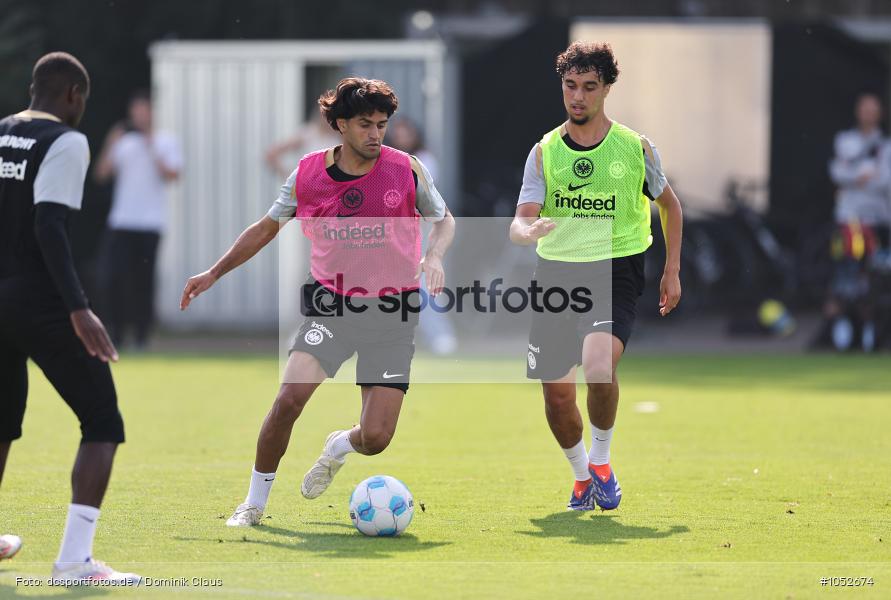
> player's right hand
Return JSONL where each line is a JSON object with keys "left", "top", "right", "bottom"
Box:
{"left": 525, "top": 217, "right": 556, "bottom": 242}
{"left": 70, "top": 309, "right": 118, "bottom": 362}
{"left": 180, "top": 271, "right": 217, "bottom": 310}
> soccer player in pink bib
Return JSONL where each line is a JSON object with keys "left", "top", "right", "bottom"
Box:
{"left": 181, "top": 78, "right": 454, "bottom": 526}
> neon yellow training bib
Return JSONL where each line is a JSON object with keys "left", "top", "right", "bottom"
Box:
{"left": 538, "top": 121, "right": 652, "bottom": 262}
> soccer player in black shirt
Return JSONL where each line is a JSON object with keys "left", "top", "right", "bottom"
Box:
{"left": 0, "top": 52, "right": 139, "bottom": 583}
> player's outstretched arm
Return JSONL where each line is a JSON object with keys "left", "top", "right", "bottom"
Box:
{"left": 510, "top": 202, "right": 555, "bottom": 245}
{"left": 180, "top": 215, "right": 281, "bottom": 310}
{"left": 654, "top": 183, "right": 682, "bottom": 316}
{"left": 418, "top": 207, "right": 455, "bottom": 296}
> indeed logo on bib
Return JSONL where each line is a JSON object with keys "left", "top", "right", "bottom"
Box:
{"left": 0, "top": 158, "right": 27, "bottom": 181}
{"left": 553, "top": 190, "right": 615, "bottom": 219}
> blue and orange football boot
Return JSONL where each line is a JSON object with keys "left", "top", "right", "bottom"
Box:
{"left": 589, "top": 463, "right": 621, "bottom": 510}
{"left": 567, "top": 478, "right": 595, "bottom": 510}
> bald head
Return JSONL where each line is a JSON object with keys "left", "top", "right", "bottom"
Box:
{"left": 30, "top": 52, "right": 90, "bottom": 127}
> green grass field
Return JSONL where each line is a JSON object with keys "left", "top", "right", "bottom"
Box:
{"left": 1, "top": 353, "right": 889, "bottom": 599}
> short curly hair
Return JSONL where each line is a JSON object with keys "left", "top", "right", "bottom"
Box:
{"left": 318, "top": 77, "right": 399, "bottom": 131}
{"left": 555, "top": 41, "right": 619, "bottom": 85}
{"left": 32, "top": 52, "right": 90, "bottom": 99}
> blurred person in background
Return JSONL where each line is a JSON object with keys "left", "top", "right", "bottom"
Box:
{"left": 815, "top": 93, "right": 891, "bottom": 351}
{"left": 388, "top": 117, "right": 438, "bottom": 180}
{"left": 94, "top": 90, "right": 182, "bottom": 350}
{"left": 388, "top": 117, "right": 457, "bottom": 355}
{"left": 264, "top": 112, "right": 341, "bottom": 180}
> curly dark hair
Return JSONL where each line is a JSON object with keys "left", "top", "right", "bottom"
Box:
{"left": 555, "top": 41, "right": 619, "bottom": 85}
{"left": 318, "top": 77, "right": 399, "bottom": 131}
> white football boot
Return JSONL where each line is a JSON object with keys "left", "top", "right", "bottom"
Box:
{"left": 301, "top": 430, "right": 346, "bottom": 499}
{"left": 226, "top": 502, "right": 263, "bottom": 527}
{"left": 51, "top": 558, "right": 141, "bottom": 585}
{"left": 0, "top": 534, "right": 22, "bottom": 560}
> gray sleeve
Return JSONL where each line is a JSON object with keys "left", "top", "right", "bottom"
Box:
{"left": 642, "top": 136, "right": 668, "bottom": 200}
{"left": 33, "top": 131, "right": 90, "bottom": 210}
{"left": 412, "top": 155, "right": 447, "bottom": 222}
{"left": 266, "top": 166, "right": 298, "bottom": 221}
{"left": 517, "top": 144, "right": 545, "bottom": 205}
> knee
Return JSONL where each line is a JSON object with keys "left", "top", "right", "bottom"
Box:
{"left": 80, "top": 408, "right": 125, "bottom": 444}
{"left": 583, "top": 354, "right": 615, "bottom": 384}
{"left": 272, "top": 384, "right": 311, "bottom": 421}
{"left": 586, "top": 382, "right": 615, "bottom": 400}
{"left": 543, "top": 388, "right": 576, "bottom": 413}
{"left": 360, "top": 428, "right": 393, "bottom": 455}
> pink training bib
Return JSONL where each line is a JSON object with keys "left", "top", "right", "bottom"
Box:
{"left": 294, "top": 145, "right": 420, "bottom": 296}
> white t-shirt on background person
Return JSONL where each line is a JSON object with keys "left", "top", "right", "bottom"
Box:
{"left": 107, "top": 131, "right": 182, "bottom": 232}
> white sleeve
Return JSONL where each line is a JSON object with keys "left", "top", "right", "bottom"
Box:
{"left": 641, "top": 135, "right": 668, "bottom": 200}
{"left": 33, "top": 131, "right": 90, "bottom": 210}
{"left": 517, "top": 144, "right": 545, "bottom": 205}
{"left": 266, "top": 166, "right": 298, "bottom": 221}
{"left": 155, "top": 132, "right": 183, "bottom": 171}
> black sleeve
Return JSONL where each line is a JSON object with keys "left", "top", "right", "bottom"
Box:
{"left": 643, "top": 180, "right": 654, "bottom": 201}
{"left": 33, "top": 202, "right": 89, "bottom": 312}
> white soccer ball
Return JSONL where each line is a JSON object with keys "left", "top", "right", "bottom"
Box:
{"left": 349, "top": 475, "right": 414, "bottom": 537}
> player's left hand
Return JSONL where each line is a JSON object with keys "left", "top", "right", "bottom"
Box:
{"left": 180, "top": 270, "right": 217, "bottom": 310}
{"left": 70, "top": 308, "right": 118, "bottom": 362}
{"left": 659, "top": 270, "right": 681, "bottom": 317}
{"left": 417, "top": 255, "right": 445, "bottom": 297}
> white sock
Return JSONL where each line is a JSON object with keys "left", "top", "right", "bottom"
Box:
{"left": 245, "top": 467, "right": 275, "bottom": 510}
{"left": 561, "top": 439, "right": 591, "bottom": 481}
{"left": 55, "top": 503, "right": 100, "bottom": 568}
{"left": 328, "top": 430, "right": 356, "bottom": 460}
{"left": 589, "top": 425, "right": 614, "bottom": 466}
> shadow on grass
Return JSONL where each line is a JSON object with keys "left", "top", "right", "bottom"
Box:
{"left": 519, "top": 511, "right": 689, "bottom": 545}
{"left": 174, "top": 523, "right": 451, "bottom": 559}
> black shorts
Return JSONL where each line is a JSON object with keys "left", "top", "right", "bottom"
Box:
{"left": 290, "top": 278, "right": 418, "bottom": 393}
{"left": 0, "top": 278, "right": 125, "bottom": 443}
{"left": 526, "top": 253, "right": 645, "bottom": 381}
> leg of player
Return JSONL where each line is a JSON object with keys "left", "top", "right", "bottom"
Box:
{"left": 302, "top": 385, "right": 404, "bottom": 500}
{"left": 53, "top": 443, "right": 118, "bottom": 571}
{"left": 542, "top": 369, "right": 597, "bottom": 511}
{"left": 0, "top": 441, "right": 23, "bottom": 561}
{"left": 227, "top": 351, "right": 325, "bottom": 527}
{"left": 71, "top": 443, "right": 116, "bottom": 506}
{"left": 53, "top": 445, "right": 139, "bottom": 582}
{"left": 29, "top": 335, "right": 139, "bottom": 583}
{"left": 582, "top": 332, "right": 625, "bottom": 510}
{"left": 351, "top": 385, "right": 404, "bottom": 455}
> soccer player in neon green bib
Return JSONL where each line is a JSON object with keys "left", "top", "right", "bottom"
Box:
{"left": 510, "top": 41, "right": 683, "bottom": 510}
